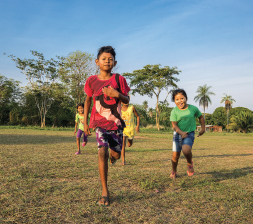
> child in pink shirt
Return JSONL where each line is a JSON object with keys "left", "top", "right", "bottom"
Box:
{"left": 83, "top": 46, "right": 130, "bottom": 206}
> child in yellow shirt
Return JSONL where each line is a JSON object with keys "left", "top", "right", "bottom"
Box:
{"left": 121, "top": 102, "right": 140, "bottom": 165}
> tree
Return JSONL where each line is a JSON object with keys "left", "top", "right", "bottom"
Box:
{"left": 230, "top": 111, "right": 253, "bottom": 133}
{"left": 59, "top": 51, "right": 95, "bottom": 104}
{"left": 194, "top": 84, "right": 215, "bottom": 120}
{"left": 142, "top": 100, "right": 148, "bottom": 111}
{"left": 220, "top": 93, "right": 236, "bottom": 132}
{"left": 124, "top": 64, "right": 180, "bottom": 130}
{"left": 148, "top": 108, "right": 154, "bottom": 118}
{"left": 8, "top": 51, "right": 63, "bottom": 127}
{"left": 0, "top": 75, "right": 22, "bottom": 124}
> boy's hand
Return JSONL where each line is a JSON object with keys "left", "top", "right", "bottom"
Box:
{"left": 181, "top": 132, "right": 188, "bottom": 139}
{"left": 197, "top": 129, "right": 205, "bottom": 137}
{"left": 102, "top": 86, "right": 119, "bottom": 98}
{"left": 135, "top": 126, "right": 139, "bottom": 133}
{"left": 74, "top": 131, "right": 76, "bottom": 135}
{"left": 84, "top": 124, "right": 91, "bottom": 136}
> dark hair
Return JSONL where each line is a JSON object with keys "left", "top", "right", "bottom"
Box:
{"left": 76, "top": 103, "right": 84, "bottom": 109}
{"left": 171, "top": 89, "right": 188, "bottom": 102}
{"left": 97, "top": 46, "right": 116, "bottom": 59}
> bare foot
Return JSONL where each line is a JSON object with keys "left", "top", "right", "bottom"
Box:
{"left": 98, "top": 196, "right": 110, "bottom": 206}
{"left": 127, "top": 139, "right": 133, "bottom": 147}
{"left": 109, "top": 156, "right": 116, "bottom": 165}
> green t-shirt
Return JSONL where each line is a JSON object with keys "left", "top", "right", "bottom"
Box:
{"left": 75, "top": 114, "right": 84, "bottom": 131}
{"left": 170, "top": 104, "right": 202, "bottom": 133}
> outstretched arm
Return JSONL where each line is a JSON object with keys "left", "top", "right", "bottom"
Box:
{"left": 102, "top": 86, "right": 129, "bottom": 104}
{"left": 171, "top": 121, "right": 188, "bottom": 138}
{"left": 83, "top": 96, "right": 92, "bottom": 136}
{"left": 197, "top": 115, "right": 205, "bottom": 137}
{"left": 133, "top": 106, "right": 140, "bottom": 133}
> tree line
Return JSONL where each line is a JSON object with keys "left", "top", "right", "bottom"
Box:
{"left": 1, "top": 50, "right": 252, "bottom": 132}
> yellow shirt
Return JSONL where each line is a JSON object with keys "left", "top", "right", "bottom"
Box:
{"left": 121, "top": 105, "right": 135, "bottom": 138}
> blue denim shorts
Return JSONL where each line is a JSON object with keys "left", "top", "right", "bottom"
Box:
{"left": 172, "top": 131, "right": 195, "bottom": 152}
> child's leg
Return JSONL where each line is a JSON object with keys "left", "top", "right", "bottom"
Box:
{"left": 181, "top": 132, "right": 195, "bottom": 176}
{"left": 108, "top": 130, "right": 123, "bottom": 164}
{"left": 171, "top": 151, "right": 181, "bottom": 173}
{"left": 121, "top": 136, "right": 127, "bottom": 165}
{"left": 182, "top": 144, "right": 194, "bottom": 175}
{"left": 75, "top": 129, "right": 82, "bottom": 154}
{"left": 82, "top": 132, "right": 88, "bottom": 146}
{"left": 76, "top": 137, "right": 81, "bottom": 151}
{"left": 98, "top": 146, "right": 110, "bottom": 205}
{"left": 95, "top": 128, "right": 111, "bottom": 205}
{"left": 182, "top": 144, "right": 193, "bottom": 165}
{"left": 127, "top": 138, "right": 133, "bottom": 147}
{"left": 171, "top": 131, "right": 182, "bottom": 177}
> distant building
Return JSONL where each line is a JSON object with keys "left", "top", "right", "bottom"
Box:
{"left": 197, "top": 125, "right": 222, "bottom": 132}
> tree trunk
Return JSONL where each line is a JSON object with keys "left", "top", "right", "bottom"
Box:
{"left": 204, "top": 106, "right": 205, "bottom": 121}
{"left": 40, "top": 109, "right": 43, "bottom": 127}
{"left": 156, "top": 95, "right": 159, "bottom": 131}
{"left": 227, "top": 110, "right": 229, "bottom": 133}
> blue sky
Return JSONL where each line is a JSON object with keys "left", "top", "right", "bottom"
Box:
{"left": 1, "top": 0, "right": 253, "bottom": 113}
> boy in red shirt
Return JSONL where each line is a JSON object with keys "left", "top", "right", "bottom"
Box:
{"left": 83, "top": 46, "right": 130, "bottom": 206}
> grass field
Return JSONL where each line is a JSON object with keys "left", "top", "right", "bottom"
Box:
{"left": 1, "top": 129, "right": 253, "bottom": 223}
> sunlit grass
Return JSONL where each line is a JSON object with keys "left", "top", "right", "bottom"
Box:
{"left": 0, "top": 129, "right": 253, "bottom": 223}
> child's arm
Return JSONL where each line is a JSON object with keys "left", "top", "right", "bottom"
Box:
{"left": 171, "top": 121, "right": 188, "bottom": 138}
{"left": 102, "top": 86, "right": 129, "bottom": 104}
{"left": 133, "top": 106, "right": 140, "bottom": 133}
{"left": 83, "top": 96, "right": 92, "bottom": 136}
{"left": 74, "top": 122, "right": 78, "bottom": 135}
{"left": 197, "top": 115, "right": 205, "bottom": 137}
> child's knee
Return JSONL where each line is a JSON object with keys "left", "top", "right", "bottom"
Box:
{"left": 111, "top": 150, "right": 121, "bottom": 159}
{"left": 98, "top": 147, "right": 109, "bottom": 158}
{"left": 172, "top": 153, "right": 180, "bottom": 162}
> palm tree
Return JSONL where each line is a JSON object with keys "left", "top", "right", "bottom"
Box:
{"left": 148, "top": 108, "right": 153, "bottom": 118}
{"left": 220, "top": 93, "right": 236, "bottom": 132}
{"left": 142, "top": 100, "right": 148, "bottom": 111}
{"left": 194, "top": 84, "right": 215, "bottom": 120}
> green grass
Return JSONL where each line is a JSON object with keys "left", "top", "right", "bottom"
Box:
{"left": 0, "top": 129, "right": 253, "bottom": 223}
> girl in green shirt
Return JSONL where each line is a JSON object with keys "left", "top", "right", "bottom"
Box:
{"left": 170, "top": 89, "right": 205, "bottom": 178}
{"left": 74, "top": 103, "right": 88, "bottom": 155}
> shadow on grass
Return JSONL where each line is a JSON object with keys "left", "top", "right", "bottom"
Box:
{"left": 178, "top": 167, "right": 253, "bottom": 190}
{"left": 194, "top": 153, "right": 253, "bottom": 158}
{"left": 0, "top": 134, "right": 97, "bottom": 145}
{"left": 129, "top": 148, "right": 169, "bottom": 152}
{"left": 202, "top": 167, "right": 253, "bottom": 179}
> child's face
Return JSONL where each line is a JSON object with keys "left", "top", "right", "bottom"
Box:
{"left": 77, "top": 106, "right": 84, "bottom": 114}
{"left": 95, "top": 52, "right": 117, "bottom": 72}
{"left": 121, "top": 102, "right": 129, "bottom": 107}
{"left": 174, "top": 93, "right": 187, "bottom": 110}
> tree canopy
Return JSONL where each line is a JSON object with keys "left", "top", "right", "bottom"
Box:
{"left": 59, "top": 51, "right": 95, "bottom": 104}
{"left": 124, "top": 64, "right": 180, "bottom": 130}
{"left": 8, "top": 51, "right": 63, "bottom": 127}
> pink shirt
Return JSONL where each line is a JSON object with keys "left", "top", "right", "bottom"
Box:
{"left": 84, "top": 74, "right": 130, "bottom": 130}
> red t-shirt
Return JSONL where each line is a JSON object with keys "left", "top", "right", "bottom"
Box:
{"left": 84, "top": 74, "right": 130, "bottom": 130}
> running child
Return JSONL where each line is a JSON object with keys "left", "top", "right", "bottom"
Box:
{"left": 170, "top": 89, "right": 205, "bottom": 178}
{"left": 121, "top": 101, "right": 140, "bottom": 165}
{"left": 83, "top": 46, "right": 130, "bottom": 206}
{"left": 74, "top": 103, "right": 88, "bottom": 155}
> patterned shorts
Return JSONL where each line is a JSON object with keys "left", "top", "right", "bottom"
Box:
{"left": 95, "top": 127, "right": 123, "bottom": 153}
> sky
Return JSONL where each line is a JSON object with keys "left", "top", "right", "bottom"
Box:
{"left": 0, "top": 0, "right": 253, "bottom": 113}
